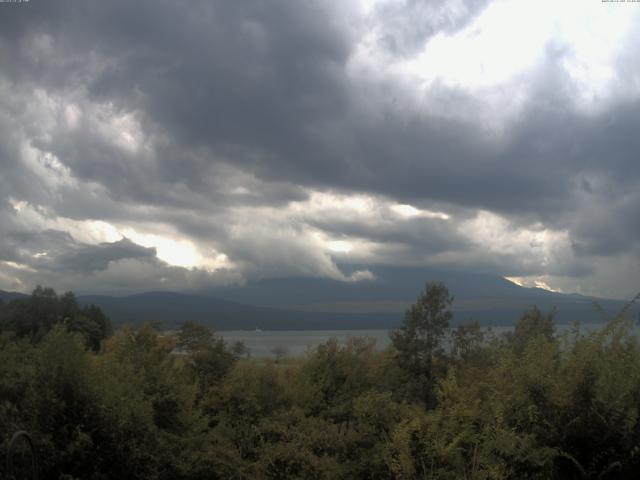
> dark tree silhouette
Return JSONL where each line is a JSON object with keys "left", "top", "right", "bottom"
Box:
{"left": 391, "top": 281, "right": 453, "bottom": 406}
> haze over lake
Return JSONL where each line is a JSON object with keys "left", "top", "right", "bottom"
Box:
{"left": 221, "top": 322, "right": 632, "bottom": 357}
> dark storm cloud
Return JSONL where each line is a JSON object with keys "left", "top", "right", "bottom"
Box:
{"left": 307, "top": 212, "right": 471, "bottom": 255}
{"left": 571, "top": 189, "right": 640, "bottom": 257}
{"left": 0, "top": 0, "right": 352, "bottom": 156}
{"left": 53, "top": 238, "right": 156, "bottom": 274}
{"left": 1, "top": 0, "right": 548, "bottom": 214}
{"left": 0, "top": 0, "right": 639, "bottom": 295}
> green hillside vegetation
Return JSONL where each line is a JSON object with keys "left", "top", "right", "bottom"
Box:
{"left": 1, "top": 284, "right": 640, "bottom": 479}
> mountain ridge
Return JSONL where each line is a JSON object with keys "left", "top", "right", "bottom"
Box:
{"left": 2, "top": 267, "right": 636, "bottom": 330}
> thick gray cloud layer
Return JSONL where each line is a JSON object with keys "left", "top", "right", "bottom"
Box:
{"left": 0, "top": 0, "right": 638, "bottom": 298}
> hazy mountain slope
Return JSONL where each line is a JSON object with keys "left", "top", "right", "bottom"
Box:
{"left": 203, "top": 266, "right": 636, "bottom": 325}
{"left": 205, "top": 267, "right": 569, "bottom": 306}
{"left": 0, "top": 290, "right": 29, "bottom": 303}
{"left": 77, "top": 292, "right": 395, "bottom": 330}
{"left": 76, "top": 288, "right": 634, "bottom": 331}
{"left": 4, "top": 267, "right": 636, "bottom": 330}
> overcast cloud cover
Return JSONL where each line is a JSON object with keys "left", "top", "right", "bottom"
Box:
{"left": 0, "top": 0, "right": 639, "bottom": 298}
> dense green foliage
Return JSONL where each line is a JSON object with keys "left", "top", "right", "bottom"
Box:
{"left": 391, "top": 281, "right": 453, "bottom": 407}
{"left": 0, "top": 286, "right": 112, "bottom": 351}
{"left": 1, "top": 285, "right": 640, "bottom": 479}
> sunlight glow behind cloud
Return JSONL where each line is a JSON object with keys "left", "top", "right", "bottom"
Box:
{"left": 121, "top": 228, "right": 229, "bottom": 271}
{"left": 400, "top": 0, "right": 550, "bottom": 89}
{"left": 392, "top": 204, "right": 451, "bottom": 220}
{"left": 354, "top": 0, "right": 638, "bottom": 120}
{"left": 328, "top": 240, "right": 354, "bottom": 253}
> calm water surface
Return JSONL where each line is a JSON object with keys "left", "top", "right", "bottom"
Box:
{"left": 222, "top": 330, "right": 392, "bottom": 358}
{"left": 221, "top": 322, "right": 621, "bottom": 358}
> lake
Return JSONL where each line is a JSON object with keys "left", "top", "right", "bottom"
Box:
{"left": 221, "top": 330, "right": 392, "bottom": 358}
{"left": 221, "top": 322, "right": 630, "bottom": 357}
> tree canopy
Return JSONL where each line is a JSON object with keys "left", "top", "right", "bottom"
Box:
{"left": 391, "top": 281, "right": 453, "bottom": 406}
{"left": 0, "top": 286, "right": 112, "bottom": 351}
{"left": 2, "top": 284, "right": 640, "bottom": 479}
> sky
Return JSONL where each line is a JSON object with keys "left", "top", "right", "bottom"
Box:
{"left": 0, "top": 0, "right": 639, "bottom": 299}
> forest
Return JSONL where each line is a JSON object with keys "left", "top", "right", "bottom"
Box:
{"left": 1, "top": 283, "right": 640, "bottom": 479}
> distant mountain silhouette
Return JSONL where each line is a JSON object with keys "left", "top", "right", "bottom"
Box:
{"left": 206, "top": 267, "right": 564, "bottom": 306}
{"left": 0, "top": 290, "right": 29, "bottom": 303}
{"left": 76, "top": 291, "right": 395, "bottom": 330}
{"left": 3, "top": 267, "right": 636, "bottom": 330}
{"left": 202, "top": 266, "right": 633, "bottom": 327}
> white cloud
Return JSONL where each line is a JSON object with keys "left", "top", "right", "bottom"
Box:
{"left": 327, "top": 240, "right": 353, "bottom": 253}
{"left": 120, "top": 227, "right": 231, "bottom": 271}
{"left": 347, "top": 269, "right": 376, "bottom": 282}
{"left": 351, "top": 0, "right": 640, "bottom": 124}
{"left": 392, "top": 204, "right": 451, "bottom": 220}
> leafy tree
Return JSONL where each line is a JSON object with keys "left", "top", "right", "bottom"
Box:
{"left": 272, "top": 345, "right": 288, "bottom": 363}
{"left": 0, "top": 287, "right": 112, "bottom": 351}
{"left": 66, "top": 310, "right": 112, "bottom": 352}
{"left": 178, "top": 321, "right": 236, "bottom": 395}
{"left": 177, "top": 320, "right": 214, "bottom": 352}
{"left": 511, "top": 306, "right": 555, "bottom": 355}
{"left": 451, "top": 320, "right": 485, "bottom": 361}
{"left": 391, "top": 281, "right": 453, "bottom": 406}
{"left": 231, "top": 340, "right": 249, "bottom": 358}
{"left": 0, "top": 286, "right": 59, "bottom": 340}
{"left": 296, "top": 338, "right": 375, "bottom": 426}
